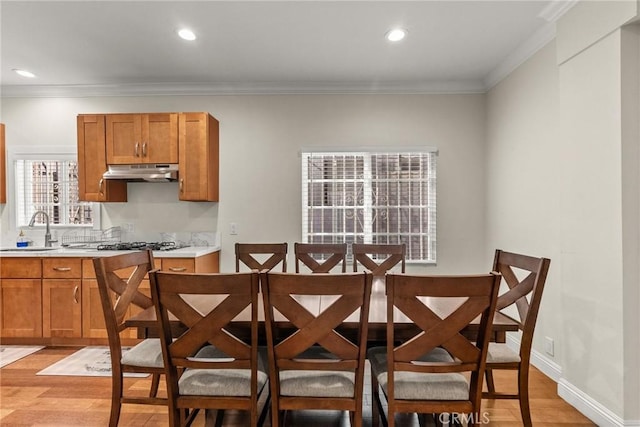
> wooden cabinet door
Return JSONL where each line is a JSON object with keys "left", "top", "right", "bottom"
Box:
{"left": 178, "top": 112, "right": 219, "bottom": 201}
{"left": 0, "top": 279, "right": 42, "bottom": 338}
{"left": 106, "top": 113, "right": 178, "bottom": 164}
{"left": 43, "top": 279, "right": 82, "bottom": 338}
{"left": 77, "top": 115, "right": 127, "bottom": 202}
{"left": 0, "top": 123, "right": 6, "bottom": 204}
{"left": 106, "top": 114, "right": 141, "bottom": 164}
{"left": 143, "top": 113, "right": 178, "bottom": 163}
{"left": 81, "top": 279, "right": 109, "bottom": 338}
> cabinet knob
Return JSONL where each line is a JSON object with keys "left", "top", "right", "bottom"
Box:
{"left": 168, "top": 267, "right": 187, "bottom": 272}
{"left": 135, "top": 142, "right": 140, "bottom": 157}
{"left": 99, "top": 178, "right": 104, "bottom": 195}
{"left": 179, "top": 179, "right": 184, "bottom": 193}
{"left": 53, "top": 267, "right": 72, "bottom": 272}
{"left": 73, "top": 286, "right": 79, "bottom": 304}
{"left": 142, "top": 142, "right": 147, "bottom": 157}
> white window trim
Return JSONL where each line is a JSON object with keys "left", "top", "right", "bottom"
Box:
{"left": 301, "top": 147, "right": 438, "bottom": 265}
{"left": 7, "top": 145, "right": 101, "bottom": 231}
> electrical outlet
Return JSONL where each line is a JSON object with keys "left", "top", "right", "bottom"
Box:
{"left": 544, "top": 336, "right": 554, "bottom": 356}
{"left": 230, "top": 222, "right": 238, "bottom": 235}
{"left": 124, "top": 223, "right": 135, "bottom": 233}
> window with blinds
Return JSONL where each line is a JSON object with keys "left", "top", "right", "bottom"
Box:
{"left": 301, "top": 149, "right": 437, "bottom": 263}
{"left": 15, "top": 159, "right": 94, "bottom": 227}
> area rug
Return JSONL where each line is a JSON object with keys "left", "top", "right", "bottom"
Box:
{"left": 0, "top": 345, "right": 45, "bottom": 368}
{"left": 36, "top": 346, "right": 148, "bottom": 377}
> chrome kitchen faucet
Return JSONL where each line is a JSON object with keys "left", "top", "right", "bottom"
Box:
{"left": 28, "top": 210, "right": 56, "bottom": 247}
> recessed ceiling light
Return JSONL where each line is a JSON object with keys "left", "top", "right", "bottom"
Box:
{"left": 386, "top": 28, "right": 407, "bottom": 42}
{"left": 13, "top": 69, "right": 36, "bottom": 78}
{"left": 177, "top": 28, "right": 196, "bottom": 41}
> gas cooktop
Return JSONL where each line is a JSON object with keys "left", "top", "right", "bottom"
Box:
{"left": 96, "top": 241, "right": 188, "bottom": 251}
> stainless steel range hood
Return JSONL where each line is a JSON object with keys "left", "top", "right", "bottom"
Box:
{"left": 102, "top": 164, "right": 179, "bottom": 182}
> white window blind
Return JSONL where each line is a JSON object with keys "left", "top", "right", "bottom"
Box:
{"left": 301, "top": 149, "right": 437, "bottom": 263}
{"left": 15, "top": 159, "right": 94, "bottom": 227}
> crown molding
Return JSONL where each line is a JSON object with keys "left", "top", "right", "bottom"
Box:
{"left": 483, "top": 0, "right": 578, "bottom": 90}
{"left": 483, "top": 21, "right": 557, "bottom": 91}
{"left": 0, "top": 79, "right": 486, "bottom": 98}
{"left": 539, "top": 0, "right": 580, "bottom": 22}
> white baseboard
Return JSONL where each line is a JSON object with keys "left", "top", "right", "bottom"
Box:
{"left": 557, "top": 379, "right": 639, "bottom": 427}
{"left": 505, "top": 334, "right": 562, "bottom": 381}
{"left": 505, "top": 335, "right": 640, "bottom": 427}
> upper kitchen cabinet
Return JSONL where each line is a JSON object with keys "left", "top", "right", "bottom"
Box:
{"left": 77, "top": 115, "right": 127, "bottom": 202}
{"left": 106, "top": 113, "right": 178, "bottom": 164}
{"left": 179, "top": 113, "right": 219, "bottom": 201}
{"left": 0, "top": 123, "right": 6, "bottom": 203}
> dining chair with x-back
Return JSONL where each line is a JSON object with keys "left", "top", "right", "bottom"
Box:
{"left": 483, "top": 249, "right": 551, "bottom": 427}
{"left": 150, "top": 270, "right": 269, "bottom": 427}
{"left": 261, "top": 271, "right": 373, "bottom": 427}
{"left": 368, "top": 272, "right": 501, "bottom": 427}
{"left": 92, "top": 250, "right": 167, "bottom": 427}
{"left": 352, "top": 243, "right": 406, "bottom": 277}
{"left": 294, "top": 242, "right": 348, "bottom": 273}
{"left": 235, "top": 242, "right": 288, "bottom": 273}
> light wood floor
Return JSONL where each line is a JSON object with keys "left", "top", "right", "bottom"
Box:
{"left": 1, "top": 347, "right": 595, "bottom": 426}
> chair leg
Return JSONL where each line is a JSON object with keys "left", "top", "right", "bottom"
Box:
{"left": 371, "top": 373, "right": 380, "bottom": 427}
{"left": 354, "top": 406, "right": 363, "bottom": 427}
{"left": 485, "top": 368, "right": 495, "bottom": 394}
{"left": 270, "top": 403, "right": 280, "bottom": 427}
{"left": 518, "top": 364, "right": 532, "bottom": 427}
{"left": 108, "top": 373, "right": 123, "bottom": 427}
{"left": 149, "top": 373, "right": 161, "bottom": 397}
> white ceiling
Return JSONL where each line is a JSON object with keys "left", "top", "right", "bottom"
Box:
{"left": 0, "top": 1, "right": 574, "bottom": 97}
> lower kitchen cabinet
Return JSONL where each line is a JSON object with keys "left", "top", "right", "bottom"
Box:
{"left": 0, "top": 251, "right": 219, "bottom": 345}
{"left": 0, "top": 279, "right": 42, "bottom": 338}
{"left": 81, "top": 279, "right": 109, "bottom": 339}
{"left": 42, "top": 258, "right": 83, "bottom": 338}
{"left": 0, "top": 258, "right": 42, "bottom": 338}
{"left": 43, "top": 279, "right": 82, "bottom": 338}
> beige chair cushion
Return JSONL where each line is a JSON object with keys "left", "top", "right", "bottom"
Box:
{"left": 486, "top": 342, "right": 521, "bottom": 363}
{"left": 279, "top": 370, "right": 355, "bottom": 398}
{"left": 121, "top": 338, "right": 164, "bottom": 368}
{"left": 178, "top": 345, "right": 268, "bottom": 397}
{"left": 368, "top": 346, "right": 469, "bottom": 401}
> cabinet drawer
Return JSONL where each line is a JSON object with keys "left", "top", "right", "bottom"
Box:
{"left": 0, "top": 258, "right": 42, "bottom": 278}
{"left": 162, "top": 258, "right": 195, "bottom": 273}
{"left": 43, "top": 258, "right": 82, "bottom": 278}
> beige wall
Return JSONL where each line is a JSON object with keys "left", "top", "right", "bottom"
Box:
{"left": 487, "top": 2, "right": 640, "bottom": 422}
{"left": 0, "top": 94, "right": 487, "bottom": 274}
{"left": 485, "top": 40, "right": 563, "bottom": 369}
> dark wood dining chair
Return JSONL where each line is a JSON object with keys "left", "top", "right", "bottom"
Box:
{"left": 294, "top": 242, "right": 347, "bottom": 273}
{"left": 235, "top": 242, "right": 288, "bottom": 272}
{"left": 92, "top": 250, "right": 167, "bottom": 427}
{"left": 368, "top": 272, "right": 501, "bottom": 427}
{"left": 261, "top": 271, "right": 373, "bottom": 427}
{"left": 149, "top": 270, "right": 269, "bottom": 427}
{"left": 483, "top": 250, "right": 551, "bottom": 427}
{"left": 352, "top": 243, "right": 406, "bottom": 276}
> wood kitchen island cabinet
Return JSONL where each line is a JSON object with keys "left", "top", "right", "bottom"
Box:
{"left": 0, "top": 249, "right": 219, "bottom": 346}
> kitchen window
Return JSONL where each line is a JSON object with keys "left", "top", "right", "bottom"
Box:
{"left": 301, "top": 149, "right": 437, "bottom": 263}
{"left": 11, "top": 148, "right": 95, "bottom": 228}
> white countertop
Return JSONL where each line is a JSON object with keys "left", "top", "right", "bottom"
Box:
{"left": 0, "top": 246, "right": 220, "bottom": 258}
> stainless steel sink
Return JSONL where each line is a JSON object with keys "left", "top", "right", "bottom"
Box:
{"left": 0, "top": 247, "right": 59, "bottom": 252}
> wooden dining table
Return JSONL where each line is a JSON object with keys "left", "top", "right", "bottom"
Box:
{"left": 127, "top": 276, "right": 518, "bottom": 343}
